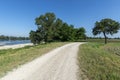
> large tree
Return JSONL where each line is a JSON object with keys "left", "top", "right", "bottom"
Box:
{"left": 35, "top": 12, "right": 56, "bottom": 42}
{"left": 92, "top": 18, "right": 120, "bottom": 44}
{"left": 52, "top": 18, "right": 63, "bottom": 41}
{"left": 29, "top": 12, "right": 87, "bottom": 44}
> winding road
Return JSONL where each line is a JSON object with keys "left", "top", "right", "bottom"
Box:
{"left": 1, "top": 43, "right": 82, "bottom": 80}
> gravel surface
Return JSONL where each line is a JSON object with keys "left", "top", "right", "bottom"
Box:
{"left": 0, "top": 43, "right": 82, "bottom": 80}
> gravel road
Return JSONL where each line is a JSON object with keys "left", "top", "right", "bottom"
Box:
{"left": 1, "top": 43, "right": 82, "bottom": 80}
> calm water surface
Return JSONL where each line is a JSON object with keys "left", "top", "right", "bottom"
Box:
{"left": 0, "top": 40, "right": 31, "bottom": 46}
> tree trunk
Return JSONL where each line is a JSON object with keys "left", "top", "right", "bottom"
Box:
{"left": 105, "top": 36, "right": 107, "bottom": 44}
{"left": 103, "top": 32, "right": 107, "bottom": 44}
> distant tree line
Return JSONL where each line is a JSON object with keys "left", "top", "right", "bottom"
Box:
{"left": 0, "top": 35, "right": 29, "bottom": 40}
{"left": 29, "top": 12, "right": 86, "bottom": 44}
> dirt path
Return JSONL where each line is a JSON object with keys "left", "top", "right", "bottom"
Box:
{"left": 1, "top": 43, "right": 82, "bottom": 80}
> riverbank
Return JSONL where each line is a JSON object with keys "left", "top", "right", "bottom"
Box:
{"left": 1, "top": 43, "right": 81, "bottom": 80}
{"left": 0, "top": 43, "right": 33, "bottom": 50}
{"left": 0, "top": 42, "right": 68, "bottom": 78}
{"left": 0, "top": 40, "right": 31, "bottom": 46}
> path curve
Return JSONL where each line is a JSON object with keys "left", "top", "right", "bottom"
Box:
{"left": 1, "top": 43, "right": 82, "bottom": 80}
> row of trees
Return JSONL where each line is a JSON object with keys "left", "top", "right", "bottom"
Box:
{"left": 30, "top": 12, "right": 86, "bottom": 44}
{"left": 0, "top": 35, "right": 29, "bottom": 40}
{"left": 92, "top": 18, "right": 120, "bottom": 44}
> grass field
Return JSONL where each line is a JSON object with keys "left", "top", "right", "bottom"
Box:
{"left": 0, "top": 42, "right": 68, "bottom": 77}
{"left": 87, "top": 38, "right": 120, "bottom": 43}
{"left": 78, "top": 42, "right": 120, "bottom": 80}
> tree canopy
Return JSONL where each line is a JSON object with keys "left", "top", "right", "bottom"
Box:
{"left": 29, "top": 12, "right": 86, "bottom": 44}
{"left": 92, "top": 18, "right": 120, "bottom": 44}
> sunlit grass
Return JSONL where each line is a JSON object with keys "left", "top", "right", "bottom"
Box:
{"left": 0, "top": 42, "right": 68, "bottom": 77}
{"left": 78, "top": 42, "right": 120, "bottom": 80}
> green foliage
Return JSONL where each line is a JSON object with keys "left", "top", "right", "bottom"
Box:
{"left": 35, "top": 12, "right": 56, "bottom": 42}
{"left": 92, "top": 18, "right": 120, "bottom": 44}
{"left": 29, "top": 12, "right": 86, "bottom": 44}
{"left": 29, "top": 31, "right": 42, "bottom": 44}
{"left": 52, "top": 18, "right": 63, "bottom": 41}
{"left": 76, "top": 27, "right": 86, "bottom": 40}
{"left": 78, "top": 43, "right": 120, "bottom": 80}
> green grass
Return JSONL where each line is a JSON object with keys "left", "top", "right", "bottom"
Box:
{"left": 0, "top": 42, "right": 68, "bottom": 77}
{"left": 87, "top": 39, "right": 120, "bottom": 43}
{"left": 78, "top": 42, "right": 120, "bottom": 80}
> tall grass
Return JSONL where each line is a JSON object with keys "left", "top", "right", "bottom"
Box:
{"left": 0, "top": 42, "right": 68, "bottom": 77}
{"left": 78, "top": 42, "right": 120, "bottom": 80}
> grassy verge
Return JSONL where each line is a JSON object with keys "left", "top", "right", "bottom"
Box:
{"left": 87, "top": 39, "right": 120, "bottom": 43}
{"left": 78, "top": 42, "right": 120, "bottom": 80}
{"left": 0, "top": 42, "right": 68, "bottom": 77}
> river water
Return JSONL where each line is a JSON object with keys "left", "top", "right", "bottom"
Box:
{"left": 0, "top": 40, "right": 31, "bottom": 46}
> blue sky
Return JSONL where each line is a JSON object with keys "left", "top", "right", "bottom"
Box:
{"left": 0, "top": 0, "right": 120, "bottom": 37}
